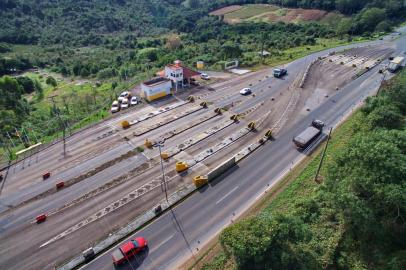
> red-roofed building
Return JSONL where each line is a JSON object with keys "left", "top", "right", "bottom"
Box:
{"left": 157, "top": 60, "right": 200, "bottom": 91}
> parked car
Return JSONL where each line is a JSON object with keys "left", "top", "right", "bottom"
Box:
{"left": 111, "top": 237, "right": 148, "bottom": 266}
{"left": 111, "top": 101, "right": 120, "bottom": 113}
{"left": 240, "top": 87, "right": 252, "bottom": 95}
{"left": 200, "top": 73, "right": 210, "bottom": 80}
{"left": 118, "top": 91, "right": 129, "bottom": 102}
{"left": 130, "top": 96, "right": 138, "bottom": 106}
{"left": 121, "top": 98, "right": 129, "bottom": 109}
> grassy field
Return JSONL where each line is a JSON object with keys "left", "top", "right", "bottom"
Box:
{"left": 194, "top": 109, "right": 362, "bottom": 270}
{"left": 224, "top": 4, "right": 278, "bottom": 21}
{"left": 220, "top": 4, "right": 341, "bottom": 24}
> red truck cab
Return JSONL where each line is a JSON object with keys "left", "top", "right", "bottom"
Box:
{"left": 112, "top": 237, "right": 147, "bottom": 266}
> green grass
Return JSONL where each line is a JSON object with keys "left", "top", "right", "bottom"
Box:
{"left": 198, "top": 109, "right": 362, "bottom": 270}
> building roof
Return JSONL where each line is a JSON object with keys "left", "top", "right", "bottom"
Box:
{"left": 157, "top": 65, "right": 200, "bottom": 79}
{"left": 143, "top": 77, "right": 171, "bottom": 87}
{"left": 182, "top": 66, "right": 200, "bottom": 78}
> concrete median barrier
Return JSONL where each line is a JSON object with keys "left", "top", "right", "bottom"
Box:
{"left": 208, "top": 157, "right": 236, "bottom": 182}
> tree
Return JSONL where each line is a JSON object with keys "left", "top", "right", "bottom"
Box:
{"left": 326, "top": 130, "right": 406, "bottom": 240}
{"left": 45, "top": 76, "right": 57, "bottom": 87}
{"left": 221, "top": 41, "right": 242, "bottom": 60}
{"left": 220, "top": 214, "right": 315, "bottom": 270}
{"left": 375, "top": 21, "right": 391, "bottom": 32}
{"left": 165, "top": 33, "right": 182, "bottom": 50}
{"left": 183, "top": 0, "right": 200, "bottom": 9}
{"left": 358, "top": 8, "right": 386, "bottom": 32}
{"left": 336, "top": 18, "right": 353, "bottom": 37}
{"left": 16, "top": 76, "right": 35, "bottom": 94}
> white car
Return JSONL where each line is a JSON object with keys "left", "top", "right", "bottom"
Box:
{"left": 111, "top": 101, "right": 120, "bottom": 113}
{"left": 240, "top": 88, "right": 252, "bottom": 95}
{"left": 130, "top": 96, "right": 138, "bottom": 106}
{"left": 118, "top": 91, "right": 129, "bottom": 102}
{"left": 200, "top": 73, "right": 210, "bottom": 80}
{"left": 120, "top": 98, "right": 129, "bottom": 109}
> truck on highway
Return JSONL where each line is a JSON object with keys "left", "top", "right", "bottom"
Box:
{"left": 293, "top": 120, "right": 324, "bottom": 149}
{"left": 111, "top": 237, "right": 147, "bottom": 266}
{"left": 273, "top": 68, "right": 287, "bottom": 78}
{"left": 388, "top": 56, "right": 405, "bottom": 73}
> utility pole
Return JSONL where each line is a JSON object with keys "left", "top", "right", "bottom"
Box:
{"left": 154, "top": 140, "right": 168, "bottom": 203}
{"left": 48, "top": 95, "right": 67, "bottom": 157}
{"left": 314, "top": 127, "right": 333, "bottom": 183}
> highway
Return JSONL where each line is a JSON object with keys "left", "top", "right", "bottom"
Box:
{"left": 80, "top": 30, "right": 406, "bottom": 270}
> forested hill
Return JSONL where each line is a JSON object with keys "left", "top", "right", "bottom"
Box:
{"left": 1, "top": 0, "right": 405, "bottom": 46}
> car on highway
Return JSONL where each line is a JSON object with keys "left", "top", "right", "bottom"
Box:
{"left": 121, "top": 98, "right": 129, "bottom": 109}
{"left": 111, "top": 101, "right": 120, "bottom": 113}
{"left": 130, "top": 96, "right": 138, "bottom": 106}
{"left": 273, "top": 68, "right": 287, "bottom": 78}
{"left": 200, "top": 73, "right": 210, "bottom": 80}
{"left": 112, "top": 237, "right": 148, "bottom": 266}
{"left": 240, "top": 87, "right": 252, "bottom": 95}
{"left": 118, "top": 91, "right": 129, "bottom": 102}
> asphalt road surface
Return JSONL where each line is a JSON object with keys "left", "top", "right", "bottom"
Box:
{"left": 80, "top": 30, "right": 406, "bottom": 270}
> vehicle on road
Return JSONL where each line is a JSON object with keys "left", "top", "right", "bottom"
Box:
{"left": 240, "top": 87, "right": 252, "bottom": 95}
{"left": 130, "top": 96, "right": 138, "bottom": 106}
{"left": 121, "top": 98, "right": 129, "bottom": 109}
{"left": 200, "top": 73, "right": 210, "bottom": 80}
{"left": 273, "top": 68, "right": 287, "bottom": 78}
{"left": 112, "top": 237, "right": 148, "bottom": 266}
{"left": 111, "top": 101, "right": 120, "bottom": 113}
{"left": 388, "top": 56, "right": 405, "bottom": 73}
{"left": 118, "top": 91, "right": 129, "bottom": 102}
{"left": 293, "top": 119, "right": 324, "bottom": 149}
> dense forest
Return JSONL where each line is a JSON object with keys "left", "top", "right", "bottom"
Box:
{"left": 1, "top": 0, "right": 405, "bottom": 46}
{"left": 219, "top": 70, "right": 406, "bottom": 269}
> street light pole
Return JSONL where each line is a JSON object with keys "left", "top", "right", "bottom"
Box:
{"left": 155, "top": 141, "right": 168, "bottom": 203}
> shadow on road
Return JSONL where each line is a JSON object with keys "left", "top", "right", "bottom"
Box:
{"left": 119, "top": 246, "right": 150, "bottom": 270}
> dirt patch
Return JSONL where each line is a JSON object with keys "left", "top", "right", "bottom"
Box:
{"left": 209, "top": 5, "right": 242, "bottom": 16}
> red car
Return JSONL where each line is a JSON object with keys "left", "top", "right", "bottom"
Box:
{"left": 111, "top": 237, "right": 148, "bottom": 266}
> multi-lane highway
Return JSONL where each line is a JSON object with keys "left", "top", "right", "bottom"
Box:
{"left": 79, "top": 30, "right": 406, "bottom": 270}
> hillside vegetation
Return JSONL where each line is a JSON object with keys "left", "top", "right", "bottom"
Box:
{"left": 201, "top": 70, "right": 406, "bottom": 269}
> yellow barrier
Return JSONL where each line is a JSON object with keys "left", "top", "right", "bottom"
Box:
{"left": 161, "top": 152, "right": 169, "bottom": 160}
{"left": 214, "top": 108, "right": 222, "bottom": 114}
{"left": 176, "top": 162, "right": 188, "bottom": 173}
{"left": 188, "top": 96, "right": 195, "bottom": 102}
{"left": 230, "top": 114, "right": 239, "bottom": 121}
{"left": 144, "top": 139, "right": 153, "bottom": 149}
{"left": 248, "top": 121, "right": 256, "bottom": 130}
{"left": 121, "top": 120, "right": 130, "bottom": 129}
{"left": 200, "top": 101, "right": 207, "bottom": 108}
{"left": 265, "top": 129, "right": 272, "bottom": 138}
{"left": 193, "top": 175, "right": 208, "bottom": 187}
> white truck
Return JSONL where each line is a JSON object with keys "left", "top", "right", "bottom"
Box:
{"left": 388, "top": 56, "right": 405, "bottom": 73}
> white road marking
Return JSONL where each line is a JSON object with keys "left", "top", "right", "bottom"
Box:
{"left": 215, "top": 186, "right": 239, "bottom": 205}
{"left": 149, "top": 234, "right": 174, "bottom": 253}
